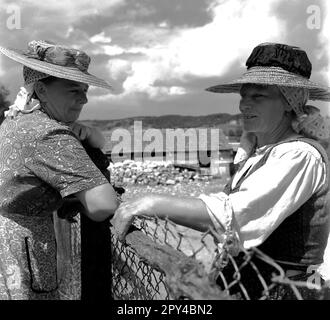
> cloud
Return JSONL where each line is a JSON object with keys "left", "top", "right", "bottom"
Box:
{"left": 90, "top": 31, "right": 112, "bottom": 44}
{"left": 272, "top": 0, "right": 329, "bottom": 84}
{"left": 321, "top": 1, "right": 330, "bottom": 83}
{"left": 1, "top": 0, "right": 329, "bottom": 119}
{"left": 103, "top": 0, "right": 283, "bottom": 100}
{"left": 12, "top": 0, "right": 125, "bottom": 22}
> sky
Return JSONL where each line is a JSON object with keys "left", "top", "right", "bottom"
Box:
{"left": 0, "top": 0, "right": 329, "bottom": 120}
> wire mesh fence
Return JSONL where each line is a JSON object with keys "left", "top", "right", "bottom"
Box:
{"left": 111, "top": 233, "right": 170, "bottom": 300}
{"left": 111, "top": 216, "right": 330, "bottom": 300}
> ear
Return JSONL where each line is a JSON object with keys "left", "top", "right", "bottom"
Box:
{"left": 34, "top": 81, "right": 48, "bottom": 102}
{"left": 283, "top": 102, "right": 292, "bottom": 112}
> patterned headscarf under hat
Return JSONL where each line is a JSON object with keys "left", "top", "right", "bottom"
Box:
{"left": 23, "top": 66, "right": 50, "bottom": 85}
{"left": 278, "top": 86, "right": 330, "bottom": 140}
{"left": 4, "top": 67, "right": 50, "bottom": 119}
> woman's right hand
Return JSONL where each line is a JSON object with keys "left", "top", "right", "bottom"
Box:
{"left": 112, "top": 194, "right": 212, "bottom": 240}
{"left": 112, "top": 196, "right": 155, "bottom": 241}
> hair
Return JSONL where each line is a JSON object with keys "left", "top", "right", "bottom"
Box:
{"left": 39, "top": 76, "right": 58, "bottom": 85}
{"left": 32, "top": 76, "right": 58, "bottom": 101}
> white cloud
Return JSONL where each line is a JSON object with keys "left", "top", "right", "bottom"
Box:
{"left": 169, "top": 86, "right": 186, "bottom": 95}
{"left": 90, "top": 32, "right": 112, "bottom": 44}
{"left": 0, "top": 55, "right": 4, "bottom": 77}
{"left": 319, "top": 0, "right": 330, "bottom": 116}
{"left": 23, "top": 0, "right": 124, "bottom": 16}
{"left": 320, "top": 1, "right": 330, "bottom": 83}
{"left": 0, "top": 0, "right": 126, "bottom": 26}
{"left": 159, "top": 21, "right": 169, "bottom": 28}
{"left": 103, "top": 45, "right": 125, "bottom": 56}
{"left": 108, "top": 59, "right": 132, "bottom": 80}
{"left": 107, "top": 0, "right": 283, "bottom": 100}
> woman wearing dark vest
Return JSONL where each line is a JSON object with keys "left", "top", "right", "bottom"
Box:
{"left": 112, "top": 43, "right": 330, "bottom": 299}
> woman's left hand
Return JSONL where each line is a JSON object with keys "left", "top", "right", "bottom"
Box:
{"left": 111, "top": 196, "right": 154, "bottom": 241}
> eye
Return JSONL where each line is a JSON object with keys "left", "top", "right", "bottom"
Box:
{"left": 253, "top": 94, "right": 266, "bottom": 99}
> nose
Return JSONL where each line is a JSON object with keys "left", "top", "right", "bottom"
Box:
{"left": 78, "top": 91, "right": 88, "bottom": 105}
{"left": 239, "top": 98, "right": 252, "bottom": 113}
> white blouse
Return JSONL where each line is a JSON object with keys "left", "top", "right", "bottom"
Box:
{"left": 199, "top": 140, "right": 327, "bottom": 261}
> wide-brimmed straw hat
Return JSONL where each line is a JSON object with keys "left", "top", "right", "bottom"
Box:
{"left": 0, "top": 40, "right": 111, "bottom": 90}
{"left": 206, "top": 43, "right": 330, "bottom": 101}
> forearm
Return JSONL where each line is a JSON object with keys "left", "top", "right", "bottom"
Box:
{"left": 144, "top": 194, "right": 212, "bottom": 232}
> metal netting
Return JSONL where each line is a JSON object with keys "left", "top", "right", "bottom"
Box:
{"left": 111, "top": 233, "right": 170, "bottom": 300}
{"left": 111, "top": 216, "right": 330, "bottom": 300}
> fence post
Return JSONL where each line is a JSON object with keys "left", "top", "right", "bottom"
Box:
{"left": 53, "top": 213, "right": 72, "bottom": 283}
{"left": 81, "top": 214, "right": 111, "bottom": 301}
{"left": 79, "top": 143, "right": 112, "bottom": 301}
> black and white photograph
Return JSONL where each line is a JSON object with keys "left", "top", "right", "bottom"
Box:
{"left": 0, "top": 0, "right": 329, "bottom": 307}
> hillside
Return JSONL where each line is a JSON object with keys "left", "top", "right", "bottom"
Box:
{"left": 80, "top": 113, "right": 242, "bottom": 131}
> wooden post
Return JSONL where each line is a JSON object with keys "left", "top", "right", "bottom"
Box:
{"left": 80, "top": 143, "right": 112, "bottom": 301}
{"left": 81, "top": 214, "right": 111, "bottom": 301}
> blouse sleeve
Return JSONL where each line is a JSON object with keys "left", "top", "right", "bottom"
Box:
{"left": 25, "top": 127, "right": 109, "bottom": 198}
{"left": 318, "top": 231, "right": 330, "bottom": 281}
{"left": 199, "top": 141, "right": 327, "bottom": 249}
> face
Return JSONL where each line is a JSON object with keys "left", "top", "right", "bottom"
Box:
{"left": 239, "top": 84, "right": 290, "bottom": 133}
{"left": 37, "top": 78, "right": 89, "bottom": 123}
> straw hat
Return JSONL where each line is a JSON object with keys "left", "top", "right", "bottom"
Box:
{"left": 206, "top": 43, "right": 330, "bottom": 101}
{"left": 0, "top": 40, "right": 112, "bottom": 90}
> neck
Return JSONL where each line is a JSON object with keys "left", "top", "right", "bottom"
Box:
{"left": 40, "top": 101, "right": 53, "bottom": 118}
{"left": 255, "top": 117, "right": 298, "bottom": 147}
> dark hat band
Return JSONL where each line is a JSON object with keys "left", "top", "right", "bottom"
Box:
{"left": 246, "top": 43, "right": 312, "bottom": 79}
{"left": 23, "top": 40, "right": 91, "bottom": 73}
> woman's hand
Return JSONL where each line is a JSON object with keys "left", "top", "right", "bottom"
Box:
{"left": 111, "top": 196, "right": 155, "bottom": 241}
{"left": 70, "top": 122, "right": 106, "bottom": 149}
{"left": 112, "top": 194, "right": 211, "bottom": 241}
{"left": 70, "top": 122, "right": 91, "bottom": 141}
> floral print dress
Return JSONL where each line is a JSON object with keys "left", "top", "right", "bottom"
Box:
{"left": 0, "top": 110, "right": 108, "bottom": 300}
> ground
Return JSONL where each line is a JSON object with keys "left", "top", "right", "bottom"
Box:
{"left": 122, "top": 177, "right": 226, "bottom": 200}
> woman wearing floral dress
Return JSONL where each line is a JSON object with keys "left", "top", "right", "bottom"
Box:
{"left": 0, "top": 40, "right": 118, "bottom": 299}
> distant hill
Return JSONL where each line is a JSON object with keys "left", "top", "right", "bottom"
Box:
{"left": 80, "top": 113, "right": 242, "bottom": 131}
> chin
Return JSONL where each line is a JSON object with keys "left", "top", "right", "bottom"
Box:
{"left": 243, "top": 124, "right": 255, "bottom": 132}
{"left": 243, "top": 121, "right": 261, "bottom": 133}
{"left": 69, "top": 113, "right": 81, "bottom": 122}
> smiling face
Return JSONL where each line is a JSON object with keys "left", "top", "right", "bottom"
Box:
{"left": 239, "top": 84, "right": 291, "bottom": 134}
{"left": 35, "top": 77, "right": 89, "bottom": 123}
